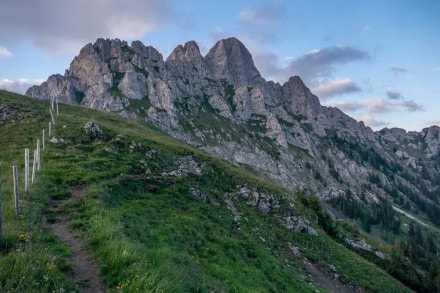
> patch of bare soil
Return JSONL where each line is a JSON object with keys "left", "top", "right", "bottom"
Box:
{"left": 45, "top": 187, "right": 106, "bottom": 293}
{"left": 302, "top": 258, "right": 364, "bottom": 293}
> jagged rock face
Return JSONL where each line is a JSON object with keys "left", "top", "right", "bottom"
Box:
{"left": 282, "top": 76, "right": 321, "bottom": 118}
{"left": 423, "top": 126, "right": 440, "bottom": 158}
{"left": 118, "top": 70, "right": 147, "bottom": 99}
{"left": 165, "top": 41, "right": 208, "bottom": 101}
{"left": 26, "top": 74, "right": 82, "bottom": 105}
{"left": 167, "top": 41, "right": 205, "bottom": 70}
{"left": 26, "top": 37, "right": 440, "bottom": 213}
{"left": 379, "top": 126, "right": 440, "bottom": 159}
{"left": 205, "top": 37, "right": 261, "bottom": 86}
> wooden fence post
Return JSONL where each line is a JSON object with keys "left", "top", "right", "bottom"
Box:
{"left": 36, "top": 139, "right": 41, "bottom": 171}
{"left": 13, "top": 165, "right": 19, "bottom": 215}
{"left": 0, "top": 179, "right": 3, "bottom": 247}
{"left": 49, "top": 107, "right": 55, "bottom": 125}
{"left": 56, "top": 98, "right": 59, "bottom": 116}
{"left": 31, "top": 149, "right": 37, "bottom": 184}
{"left": 42, "top": 129, "right": 45, "bottom": 151}
{"left": 25, "top": 148, "right": 30, "bottom": 194}
{"left": 49, "top": 121, "right": 52, "bottom": 137}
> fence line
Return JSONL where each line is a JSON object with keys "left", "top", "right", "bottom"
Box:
{"left": 0, "top": 99, "right": 59, "bottom": 235}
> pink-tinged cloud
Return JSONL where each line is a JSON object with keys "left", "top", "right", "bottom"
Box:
{"left": 356, "top": 115, "right": 389, "bottom": 128}
{"left": 328, "top": 97, "right": 424, "bottom": 117}
{"left": 364, "top": 98, "right": 424, "bottom": 113}
{"left": 0, "top": 0, "right": 171, "bottom": 52}
{"left": 329, "top": 101, "right": 364, "bottom": 112}
{"left": 312, "top": 78, "right": 361, "bottom": 98}
{"left": 427, "top": 119, "right": 440, "bottom": 126}
{"left": 0, "top": 78, "right": 42, "bottom": 94}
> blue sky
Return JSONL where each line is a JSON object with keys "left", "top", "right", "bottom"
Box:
{"left": 0, "top": 0, "right": 439, "bottom": 131}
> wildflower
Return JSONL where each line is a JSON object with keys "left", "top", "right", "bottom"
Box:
{"left": 18, "top": 234, "right": 30, "bottom": 242}
{"left": 47, "top": 261, "right": 56, "bottom": 270}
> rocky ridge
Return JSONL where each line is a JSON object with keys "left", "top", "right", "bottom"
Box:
{"left": 27, "top": 38, "right": 440, "bottom": 227}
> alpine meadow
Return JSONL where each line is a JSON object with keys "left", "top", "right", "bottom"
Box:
{"left": 0, "top": 35, "right": 439, "bottom": 292}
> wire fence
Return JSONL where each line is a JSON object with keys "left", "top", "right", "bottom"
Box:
{"left": 0, "top": 98, "right": 59, "bottom": 246}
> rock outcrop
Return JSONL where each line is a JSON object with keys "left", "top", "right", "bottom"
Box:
{"left": 26, "top": 37, "right": 440, "bottom": 223}
{"left": 205, "top": 38, "right": 262, "bottom": 86}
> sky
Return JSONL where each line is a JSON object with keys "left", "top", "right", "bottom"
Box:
{"left": 0, "top": 0, "right": 439, "bottom": 131}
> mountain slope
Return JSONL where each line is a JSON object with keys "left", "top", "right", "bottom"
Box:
{"left": 0, "top": 89, "right": 414, "bottom": 291}
{"left": 26, "top": 37, "right": 440, "bottom": 233}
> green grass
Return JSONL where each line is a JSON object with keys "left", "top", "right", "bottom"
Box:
{"left": 0, "top": 89, "right": 412, "bottom": 292}
{"left": 222, "top": 79, "right": 235, "bottom": 113}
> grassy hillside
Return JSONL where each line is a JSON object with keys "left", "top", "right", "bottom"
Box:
{"left": 0, "top": 90, "right": 410, "bottom": 292}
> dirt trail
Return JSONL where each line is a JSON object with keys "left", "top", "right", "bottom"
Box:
{"left": 393, "top": 205, "right": 440, "bottom": 233}
{"left": 46, "top": 187, "right": 106, "bottom": 293}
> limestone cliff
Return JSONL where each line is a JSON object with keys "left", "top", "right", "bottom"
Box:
{"left": 27, "top": 38, "right": 440, "bottom": 224}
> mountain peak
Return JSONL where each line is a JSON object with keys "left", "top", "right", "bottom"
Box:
{"left": 90, "top": 38, "right": 128, "bottom": 61}
{"left": 167, "top": 41, "right": 202, "bottom": 63}
{"left": 287, "top": 75, "right": 307, "bottom": 88}
{"left": 215, "top": 37, "right": 246, "bottom": 49}
{"left": 281, "top": 75, "right": 322, "bottom": 117}
{"left": 205, "top": 37, "right": 261, "bottom": 86}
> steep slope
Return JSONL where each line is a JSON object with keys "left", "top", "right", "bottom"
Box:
{"left": 26, "top": 38, "right": 440, "bottom": 229}
{"left": 0, "top": 90, "right": 414, "bottom": 291}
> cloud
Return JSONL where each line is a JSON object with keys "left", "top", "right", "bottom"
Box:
{"left": 329, "top": 101, "right": 364, "bottom": 112}
{"left": 384, "top": 88, "right": 423, "bottom": 112}
{"left": 0, "top": 78, "right": 42, "bottom": 94}
{"left": 399, "top": 99, "right": 424, "bottom": 112}
{"left": 427, "top": 119, "right": 440, "bottom": 126}
{"left": 329, "top": 96, "right": 424, "bottom": 116}
{"left": 0, "top": 46, "right": 12, "bottom": 57}
{"left": 253, "top": 46, "right": 367, "bottom": 101}
{"left": 364, "top": 98, "right": 424, "bottom": 113}
{"left": 254, "top": 45, "right": 369, "bottom": 86}
{"left": 239, "top": 1, "right": 286, "bottom": 26}
{"left": 390, "top": 64, "right": 407, "bottom": 73}
{"left": 430, "top": 67, "right": 440, "bottom": 72}
{"left": 311, "top": 77, "right": 361, "bottom": 98}
{"left": 284, "top": 46, "right": 369, "bottom": 83}
{"left": 253, "top": 52, "right": 281, "bottom": 79}
{"left": 363, "top": 98, "right": 391, "bottom": 113}
{"left": 386, "top": 88, "right": 403, "bottom": 100}
{"left": 237, "top": 1, "right": 286, "bottom": 43}
{"left": 356, "top": 115, "right": 389, "bottom": 128}
{"left": 0, "top": 0, "right": 171, "bottom": 52}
